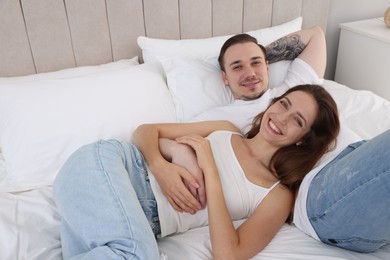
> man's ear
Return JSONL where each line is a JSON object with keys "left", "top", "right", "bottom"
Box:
{"left": 221, "top": 71, "right": 229, "bottom": 85}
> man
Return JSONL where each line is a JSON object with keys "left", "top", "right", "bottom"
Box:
{"left": 218, "top": 27, "right": 325, "bottom": 100}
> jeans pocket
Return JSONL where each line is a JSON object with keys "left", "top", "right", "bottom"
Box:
{"left": 129, "top": 144, "right": 148, "bottom": 175}
{"left": 325, "top": 237, "right": 387, "bottom": 253}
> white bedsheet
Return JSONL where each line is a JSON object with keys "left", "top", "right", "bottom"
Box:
{"left": 1, "top": 80, "right": 390, "bottom": 260}
{"left": 0, "top": 187, "right": 61, "bottom": 260}
{"left": 1, "top": 187, "right": 389, "bottom": 260}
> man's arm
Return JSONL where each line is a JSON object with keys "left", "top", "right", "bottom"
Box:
{"left": 265, "top": 25, "right": 326, "bottom": 78}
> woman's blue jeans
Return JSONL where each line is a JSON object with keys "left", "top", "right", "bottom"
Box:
{"left": 53, "top": 139, "right": 161, "bottom": 260}
{"left": 307, "top": 129, "right": 390, "bottom": 253}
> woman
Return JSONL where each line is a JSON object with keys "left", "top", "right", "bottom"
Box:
{"left": 53, "top": 84, "right": 339, "bottom": 259}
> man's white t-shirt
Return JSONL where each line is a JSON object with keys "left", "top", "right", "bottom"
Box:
{"left": 188, "top": 58, "right": 351, "bottom": 241}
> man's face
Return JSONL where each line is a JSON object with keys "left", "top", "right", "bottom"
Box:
{"left": 222, "top": 42, "right": 269, "bottom": 100}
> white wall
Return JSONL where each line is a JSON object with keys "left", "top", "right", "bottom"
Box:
{"left": 325, "top": 0, "right": 390, "bottom": 79}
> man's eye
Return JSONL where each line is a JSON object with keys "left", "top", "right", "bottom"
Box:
{"left": 233, "top": 66, "right": 241, "bottom": 70}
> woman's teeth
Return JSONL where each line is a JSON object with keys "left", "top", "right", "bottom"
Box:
{"left": 269, "top": 120, "right": 281, "bottom": 134}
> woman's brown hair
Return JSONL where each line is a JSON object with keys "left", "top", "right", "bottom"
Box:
{"left": 246, "top": 84, "right": 340, "bottom": 199}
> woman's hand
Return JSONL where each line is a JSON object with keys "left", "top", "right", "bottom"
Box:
{"left": 150, "top": 160, "right": 203, "bottom": 214}
{"left": 155, "top": 138, "right": 206, "bottom": 213}
{"left": 171, "top": 142, "right": 207, "bottom": 209}
{"left": 175, "top": 135, "right": 216, "bottom": 177}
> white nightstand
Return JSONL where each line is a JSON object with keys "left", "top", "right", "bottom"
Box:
{"left": 335, "top": 17, "right": 390, "bottom": 101}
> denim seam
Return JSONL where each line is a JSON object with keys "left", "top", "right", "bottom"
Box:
{"left": 106, "top": 141, "right": 160, "bottom": 236}
{"left": 329, "top": 237, "right": 387, "bottom": 244}
{"left": 95, "top": 141, "right": 138, "bottom": 255}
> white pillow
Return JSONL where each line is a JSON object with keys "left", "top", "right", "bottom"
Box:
{"left": 0, "top": 57, "right": 139, "bottom": 84}
{"left": 322, "top": 80, "right": 390, "bottom": 140}
{"left": 162, "top": 57, "right": 233, "bottom": 122}
{"left": 0, "top": 61, "right": 176, "bottom": 192}
{"left": 161, "top": 56, "right": 292, "bottom": 122}
{"left": 137, "top": 17, "right": 302, "bottom": 63}
{"left": 0, "top": 58, "right": 139, "bottom": 183}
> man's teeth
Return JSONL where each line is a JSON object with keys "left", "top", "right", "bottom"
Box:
{"left": 269, "top": 121, "right": 281, "bottom": 134}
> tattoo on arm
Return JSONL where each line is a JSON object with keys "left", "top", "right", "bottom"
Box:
{"left": 265, "top": 34, "right": 306, "bottom": 64}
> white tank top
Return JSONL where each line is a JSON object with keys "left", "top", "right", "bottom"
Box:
{"left": 148, "top": 130, "right": 280, "bottom": 238}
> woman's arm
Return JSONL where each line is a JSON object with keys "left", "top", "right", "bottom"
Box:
{"left": 132, "top": 120, "right": 237, "bottom": 213}
{"left": 176, "top": 134, "right": 294, "bottom": 260}
{"left": 225, "top": 188, "right": 293, "bottom": 259}
{"left": 208, "top": 182, "right": 293, "bottom": 259}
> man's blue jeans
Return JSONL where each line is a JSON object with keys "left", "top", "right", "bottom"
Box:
{"left": 53, "top": 139, "right": 160, "bottom": 260}
{"left": 307, "top": 129, "right": 390, "bottom": 253}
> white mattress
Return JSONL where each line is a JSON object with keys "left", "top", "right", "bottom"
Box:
{"left": 1, "top": 80, "right": 390, "bottom": 260}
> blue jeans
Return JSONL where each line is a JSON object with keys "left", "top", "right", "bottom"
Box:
{"left": 307, "top": 129, "right": 390, "bottom": 253}
{"left": 53, "top": 140, "right": 161, "bottom": 260}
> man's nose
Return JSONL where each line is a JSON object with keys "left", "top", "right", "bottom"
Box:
{"left": 243, "top": 66, "right": 256, "bottom": 77}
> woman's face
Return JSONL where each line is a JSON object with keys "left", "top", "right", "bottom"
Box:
{"left": 259, "top": 90, "right": 318, "bottom": 148}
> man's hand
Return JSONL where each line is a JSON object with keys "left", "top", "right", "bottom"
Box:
{"left": 156, "top": 138, "right": 206, "bottom": 213}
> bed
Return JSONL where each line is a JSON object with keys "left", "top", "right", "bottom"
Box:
{"left": 1, "top": 0, "right": 390, "bottom": 259}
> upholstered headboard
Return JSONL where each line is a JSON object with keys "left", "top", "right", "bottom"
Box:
{"left": 0, "top": 0, "right": 330, "bottom": 77}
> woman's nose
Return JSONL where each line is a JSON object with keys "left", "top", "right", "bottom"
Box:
{"left": 276, "top": 113, "right": 288, "bottom": 125}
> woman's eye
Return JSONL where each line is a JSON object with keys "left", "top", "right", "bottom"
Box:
{"left": 295, "top": 117, "right": 303, "bottom": 127}
{"left": 280, "top": 100, "right": 287, "bottom": 108}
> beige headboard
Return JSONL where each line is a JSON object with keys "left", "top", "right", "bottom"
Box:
{"left": 0, "top": 0, "right": 330, "bottom": 77}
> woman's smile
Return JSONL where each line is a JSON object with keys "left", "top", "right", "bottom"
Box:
{"left": 268, "top": 119, "right": 282, "bottom": 135}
